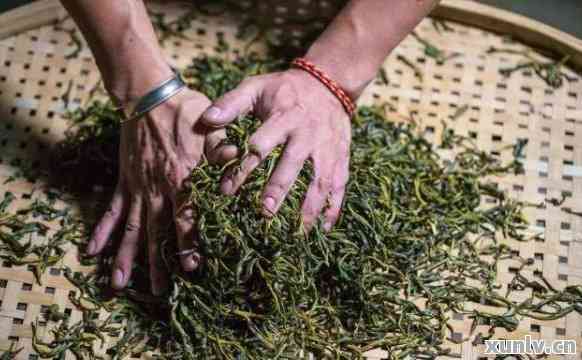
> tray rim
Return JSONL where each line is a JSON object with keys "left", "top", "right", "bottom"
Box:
{"left": 432, "top": 0, "right": 582, "bottom": 71}
{"left": 0, "top": 0, "right": 581, "bottom": 72}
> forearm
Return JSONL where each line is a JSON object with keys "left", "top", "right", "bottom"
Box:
{"left": 305, "top": 0, "right": 440, "bottom": 99}
{"left": 60, "top": 0, "right": 172, "bottom": 103}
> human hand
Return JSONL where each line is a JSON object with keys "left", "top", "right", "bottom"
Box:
{"left": 201, "top": 69, "right": 351, "bottom": 232}
{"left": 86, "top": 88, "right": 236, "bottom": 295}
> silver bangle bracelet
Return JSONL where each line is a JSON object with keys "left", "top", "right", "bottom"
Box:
{"left": 120, "top": 69, "right": 186, "bottom": 124}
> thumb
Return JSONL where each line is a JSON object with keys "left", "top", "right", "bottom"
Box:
{"left": 201, "top": 78, "right": 261, "bottom": 128}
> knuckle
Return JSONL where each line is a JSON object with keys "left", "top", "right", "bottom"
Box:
{"left": 103, "top": 206, "right": 119, "bottom": 219}
{"left": 175, "top": 207, "right": 194, "bottom": 225}
{"left": 248, "top": 140, "right": 267, "bottom": 160}
{"left": 125, "top": 222, "right": 139, "bottom": 233}
{"left": 114, "top": 260, "right": 128, "bottom": 273}
{"left": 303, "top": 208, "right": 315, "bottom": 219}
{"left": 174, "top": 217, "right": 192, "bottom": 233}
{"left": 266, "top": 180, "right": 289, "bottom": 195}
{"left": 291, "top": 102, "right": 308, "bottom": 115}
{"left": 207, "top": 130, "right": 226, "bottom": 147}
{"left": 314, "top": 177, "right": 332, "bottom": 192}
{"left": 165, "top": 171, "right": 182, "bottom": 188}
{"left": 302, "top": 202, "right": 318, "bottom": 219}
{"left": 302, "top": 210, "right": 316, "bottom": 225}
{"left": 164, "top": 163, "right": 187, "bottom": 188}
{"left": 145, "top": 182, "right": 160, "bottom": 198}
{"left": 148, "top": 196, "right": 164, "bottom": 212}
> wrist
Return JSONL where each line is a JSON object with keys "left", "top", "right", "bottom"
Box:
{"left": 303, "top": 45, "right": 378, "bottom": 100}
{"left": 289, "top": 60, "right": 356, "bottom": 117}
{"left": 105, "top": 59, "right": 174, "bottom": 106}
{"left": 92, "top": 20, "right": 174, "bottom": 106}
{"left": 65, "top": 0, "right": 174, "bottom": 106}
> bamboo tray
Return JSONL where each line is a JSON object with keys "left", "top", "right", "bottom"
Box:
{"left": 0, "top": 1, "right": 581, "bottom": 359}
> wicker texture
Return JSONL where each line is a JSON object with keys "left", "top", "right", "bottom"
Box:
{"left": 0, "top": 2, "right": 581, "bottom": 359}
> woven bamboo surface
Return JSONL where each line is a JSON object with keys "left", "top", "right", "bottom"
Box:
{"left": 0, "top": 1, "right": 581, "bottom": 359}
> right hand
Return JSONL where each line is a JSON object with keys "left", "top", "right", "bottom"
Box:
{"left": 201, "top": 69, "right": 352, "bottom": 233}
{"left": 85, "top": 88, "right": 236, "bottom": 295}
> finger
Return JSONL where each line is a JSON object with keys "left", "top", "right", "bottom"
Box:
{"left": 323, "top": 158, "right": 349, "bottom": 232}
{"left": 172, "top": 193, "right": 200, "bottom": 272}
{"left": 205, "top": 128, "right": 238, "bottom": 165}
{"left": 201, "top": 77, "right": 262, "bottom": 128}
{"left": 111, "top": 196, "right": 144, "bottom": 290}
{"left": 221, "top": 119, "right": 287, "bottom": 195}
{"left": 261, "top": 138, "right": 309, "bottom": 216}
{"left": 87, "top": 183, "right": 127, "bottom": 256}
{"left": 147, "top": 196, "right": 169, "bottom": 296}
{"left": 300, "top": 161, "right": 333, "bottom": 232}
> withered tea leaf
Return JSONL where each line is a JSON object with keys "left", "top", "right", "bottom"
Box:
{"left": 1, "top": 55, "right": 580, "bottom": 360}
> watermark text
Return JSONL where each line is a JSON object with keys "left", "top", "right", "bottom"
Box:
{"left": 484, "top": 335, "right": 576, "bottom": 355}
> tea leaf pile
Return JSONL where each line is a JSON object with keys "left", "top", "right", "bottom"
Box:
{"left": 1, "top": 56, "right": 581, "bottom": 360}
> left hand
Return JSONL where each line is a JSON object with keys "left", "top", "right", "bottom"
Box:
{"left": 87, "top": 89, "right": 235, "bottom": 295}
{"left": 200, "top": 69, "right": 352, "bottom": 232}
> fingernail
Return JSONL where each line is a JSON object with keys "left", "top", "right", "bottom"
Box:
{"left": 112, "top": 269, "right": 124, "bottom": 288}
{"left": 86, "top": 241, "right": 95, "bottom": 255}
{"left": 205, "top": 107, "right": 222, "bottom": 121}
{"left": 182, "top": 257, "right": 196, "bottom": 272}
{"left": 192, "top": 253, "right": 200, "bottom": 269}
{"left": 263, "top": 197, "right": 276, "bottom": 215}
{"left": 192, "top": 253, "right": 201, "bottom": 270}
{"left": 323, "top": 221, "right": 332, "bottom": 232}
{"left": 222, "top": 179, "right": 233, "bottom": 194}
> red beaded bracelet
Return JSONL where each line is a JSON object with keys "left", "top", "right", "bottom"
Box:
{"left": 291, "top": 58, "right": 356, "bottom": 118}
